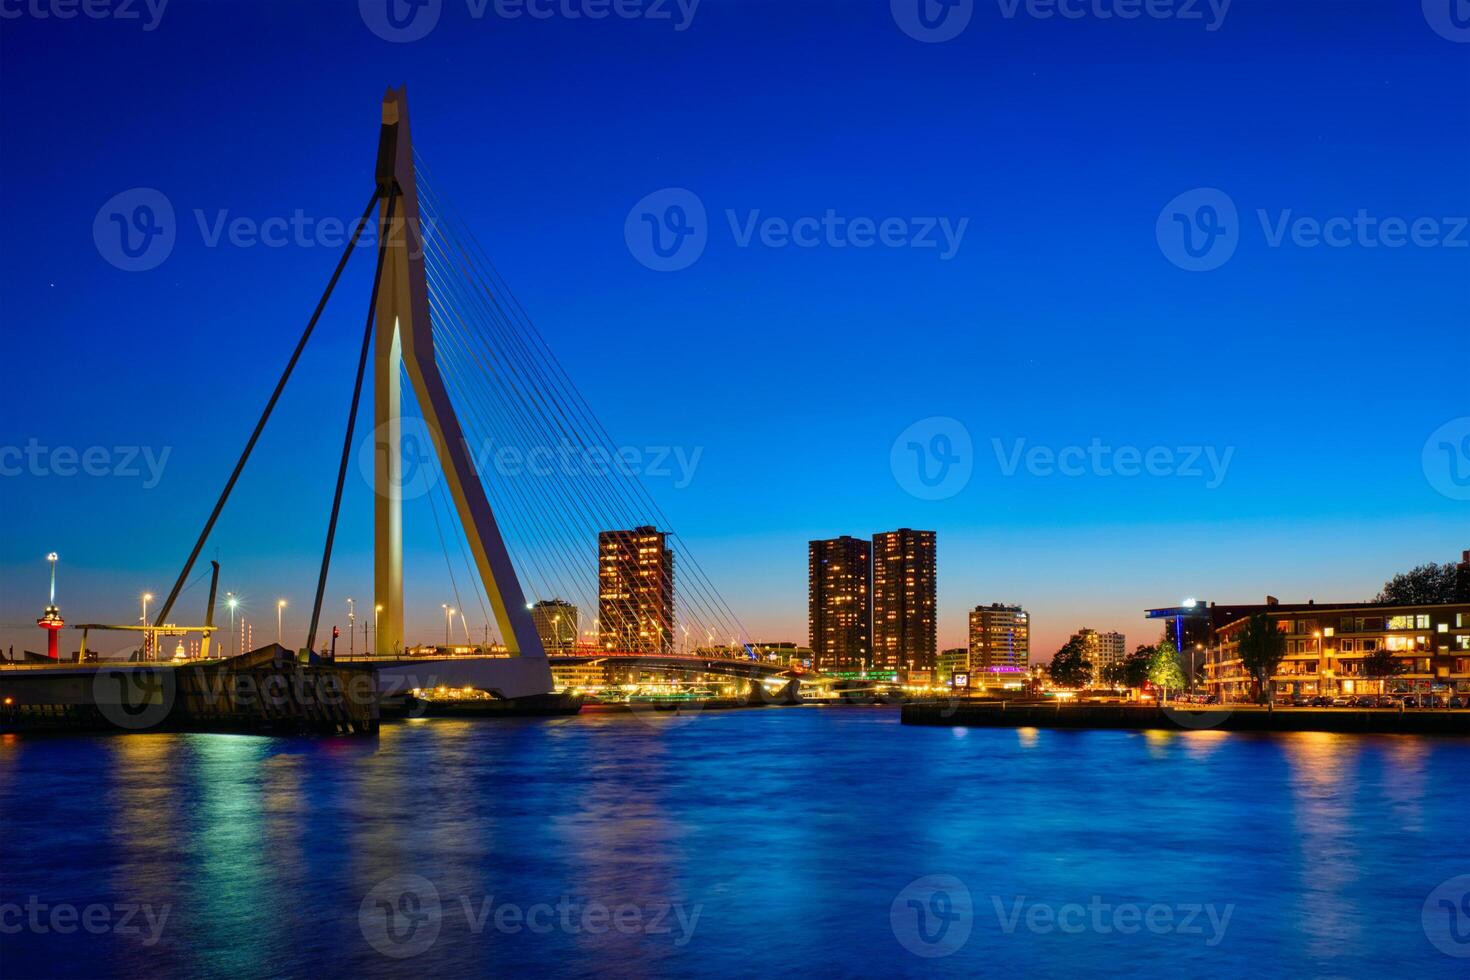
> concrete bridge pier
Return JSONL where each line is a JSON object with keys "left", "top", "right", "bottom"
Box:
{"left": 746, "top": 677, "right": 801, "bottom": 706}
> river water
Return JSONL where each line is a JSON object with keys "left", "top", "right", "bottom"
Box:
{"left": 2, "top": 707, "right": 1468, "bottom": 978}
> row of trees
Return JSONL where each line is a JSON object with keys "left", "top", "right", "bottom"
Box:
{"left": 1049, "top": 636, "right": 1186, "bottom": 702}
{"left": 1377, "top": 561, "right": 1470, "bottom": 605}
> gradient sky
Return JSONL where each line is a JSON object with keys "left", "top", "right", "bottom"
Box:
{"left": 1, "top": 0, "right": 1467, "bottom": 658}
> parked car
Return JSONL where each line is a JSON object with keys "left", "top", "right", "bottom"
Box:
{"left": 1309, "top": 696, "right": 1331, "bottom": 708}
{"left": 1451, "top": 696, "right": 1467, "bottom": 710}
{"left": 1289, "top": 694, "right": 1311, "bottom": 708}
{"left": 1354, "top": 695, "right": 1381, "bottom": 708}
{"left": 1331, "top": 695, "right": 1356, "bottom": 707}
{"left": 1400, "top": 695, "right": 1419, "bottom": 709}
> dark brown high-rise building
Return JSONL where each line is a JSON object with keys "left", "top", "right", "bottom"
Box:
{"left": 872, "top": 529, "right": 936, "bottom": 673}
{"left": 598, "top": 526, "right": 674, "bottom": 654}
{"left": 808, "top": 536, "right": 872, "bottom": 671}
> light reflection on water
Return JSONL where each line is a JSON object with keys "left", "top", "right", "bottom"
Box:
{"left": 2, "top": 708, "right": 1466, "bottom": 979}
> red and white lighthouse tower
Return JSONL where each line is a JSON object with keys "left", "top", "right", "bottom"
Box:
{"left": 37, "top": 552, "right": 63, "bottom": 660}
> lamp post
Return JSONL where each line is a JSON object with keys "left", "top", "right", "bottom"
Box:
{"left": 276, "top": 599, "right": 287, "bottom": 646}
{"left": 226, "top": 593, "right": 238, "bottom": 658}
{"left": 374, "top": 604, "right": 382, "bottom": 655}
{"left": 347, "top": 598, "right": 355, "bottom": 657}
{"left": 141, "top": 592, "right": 154, "bottom": 660}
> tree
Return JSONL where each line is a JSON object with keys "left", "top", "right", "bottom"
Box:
{"left": 1377, "top": 563, "right": 1458, "bottom": 605}
{"left": 1049, "top": 636, "right": 1093, "bottom": 689}
{"left": 1147, "top": 639, "right": 1186, "bottom": 705}
{"left": 1361, "top": 647, "right": 1406, "bottom": 696}
{"left": 1236, "top": 613, "right": 1287, "bottom": 705}
{"left": 1104, "top": 644, "right": 1154, "bottom": 690}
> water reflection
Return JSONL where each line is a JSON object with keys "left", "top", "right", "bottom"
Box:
{"left": 2, "top": 712, "right": 1466, "bottom": 979}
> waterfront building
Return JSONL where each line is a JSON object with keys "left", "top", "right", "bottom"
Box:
{"left": 1074, "top": 628, "right": 1125, "bottom": 684}
{"left": 937, "top": 647, "right": 969, "bottom": 684}
{"left": 1205, "top": 600, "right": 1470, "bottom": 700}
{"left": 550, "top": 660, "right": 606, "bottom": 692}
{"left": 531, "top": 599, "right": 578, "bottom": 652}
{"left": 808, "top": 535, "right": 872, "bottom": 671}
{"left": 872, "top": 529, "right": 936, "bottom": 674}
{"left": 598, "top": 526, "right": 674, "bottom": 654}
{"left": 969, "top": 603, "right": 1030, "bottom": 673}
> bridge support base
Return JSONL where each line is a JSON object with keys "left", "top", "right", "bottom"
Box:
{"left": 746, "top": 678, "right": 801, "bottom": 706}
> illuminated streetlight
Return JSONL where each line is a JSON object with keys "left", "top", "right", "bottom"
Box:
{"left": 141, "top": 592, "right": 154, "bottom": 660}
{"left": 277, "top": 599, "right": 287, "bottom": 646}
{"left": 374, "top": 604, "right": 383, "bottom": 655}
{"left": 226, "top": 593, "right": 238, "bottom": 658}
{"left": 347, "top": 598, "right": 356, "bottom": 657}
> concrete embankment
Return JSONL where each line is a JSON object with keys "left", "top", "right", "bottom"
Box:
{"left": 901, "top": 701, "right": 1470, "bottom": 736}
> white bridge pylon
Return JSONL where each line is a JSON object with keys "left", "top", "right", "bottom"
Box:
{"left": 372, "top": 86, "right": 552, "bottom": 699}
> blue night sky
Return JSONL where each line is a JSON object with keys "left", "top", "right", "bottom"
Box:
{"left": 1, "top": 0, "right": 1466, "bottom": 657}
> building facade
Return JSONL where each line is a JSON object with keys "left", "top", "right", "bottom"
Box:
{"left": 969, "top": 603, "right": 1030, "bottom": 673}
{"left": 872, "top": 529, "right": 937, "bottom": 674}
{"left": 808, "top": 536, "right": 872, "bottom": 672}
{"left": 1206, "top": 601, "right": 1470, "bottom": 700}
{"left": 598, "top": 526, "right": 674, "bottom": 654}
{"left": 937, "top": 647, "right": 969, "bottom": 685}
{"left": 1075, "top": 628, "right": 1125, "bottom": 685}
{"left": 531, "top": 599, "right": 578, "bottom": 653}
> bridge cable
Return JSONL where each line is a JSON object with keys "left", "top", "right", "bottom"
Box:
{"left": 414, "top": 160, "right": 752, "bottom": 650}
{"left": 154, "top": 189, "right": 381, "bottom": 631}
{"left": 305, "top": 189, "right": 398, "bottom": 656}
{"left": 420, "top": 189, "right": 746, "bottom": 653}
{"left": 417, "top": 177, "right": 739, "bottom": 653}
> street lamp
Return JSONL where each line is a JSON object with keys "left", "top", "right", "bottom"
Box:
{"left": 226, "top": 593, "right": 238, "bottom": 658}
{"left": 277, "top": 599, "right": 287, "bottom": 646}
{"left": 141, "top": 592, "right": 154, "bottom": 660}
{"left": 347, "top": 598, "right": 355, "bottom": 657}
{"left": 374, "top": 604, "right": 383, "bottom": 655}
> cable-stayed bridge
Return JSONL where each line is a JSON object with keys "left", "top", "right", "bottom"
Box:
{"left": 8, "top": 87, "right": 767, "bottom": 710}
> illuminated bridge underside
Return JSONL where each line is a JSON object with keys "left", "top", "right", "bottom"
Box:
{"left": 551, "top": 653, "right": 825, "bottom": 683}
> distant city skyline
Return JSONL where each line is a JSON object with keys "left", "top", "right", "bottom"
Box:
{"left": 1, "top": 2, "right": 1464, "bottom": 659}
